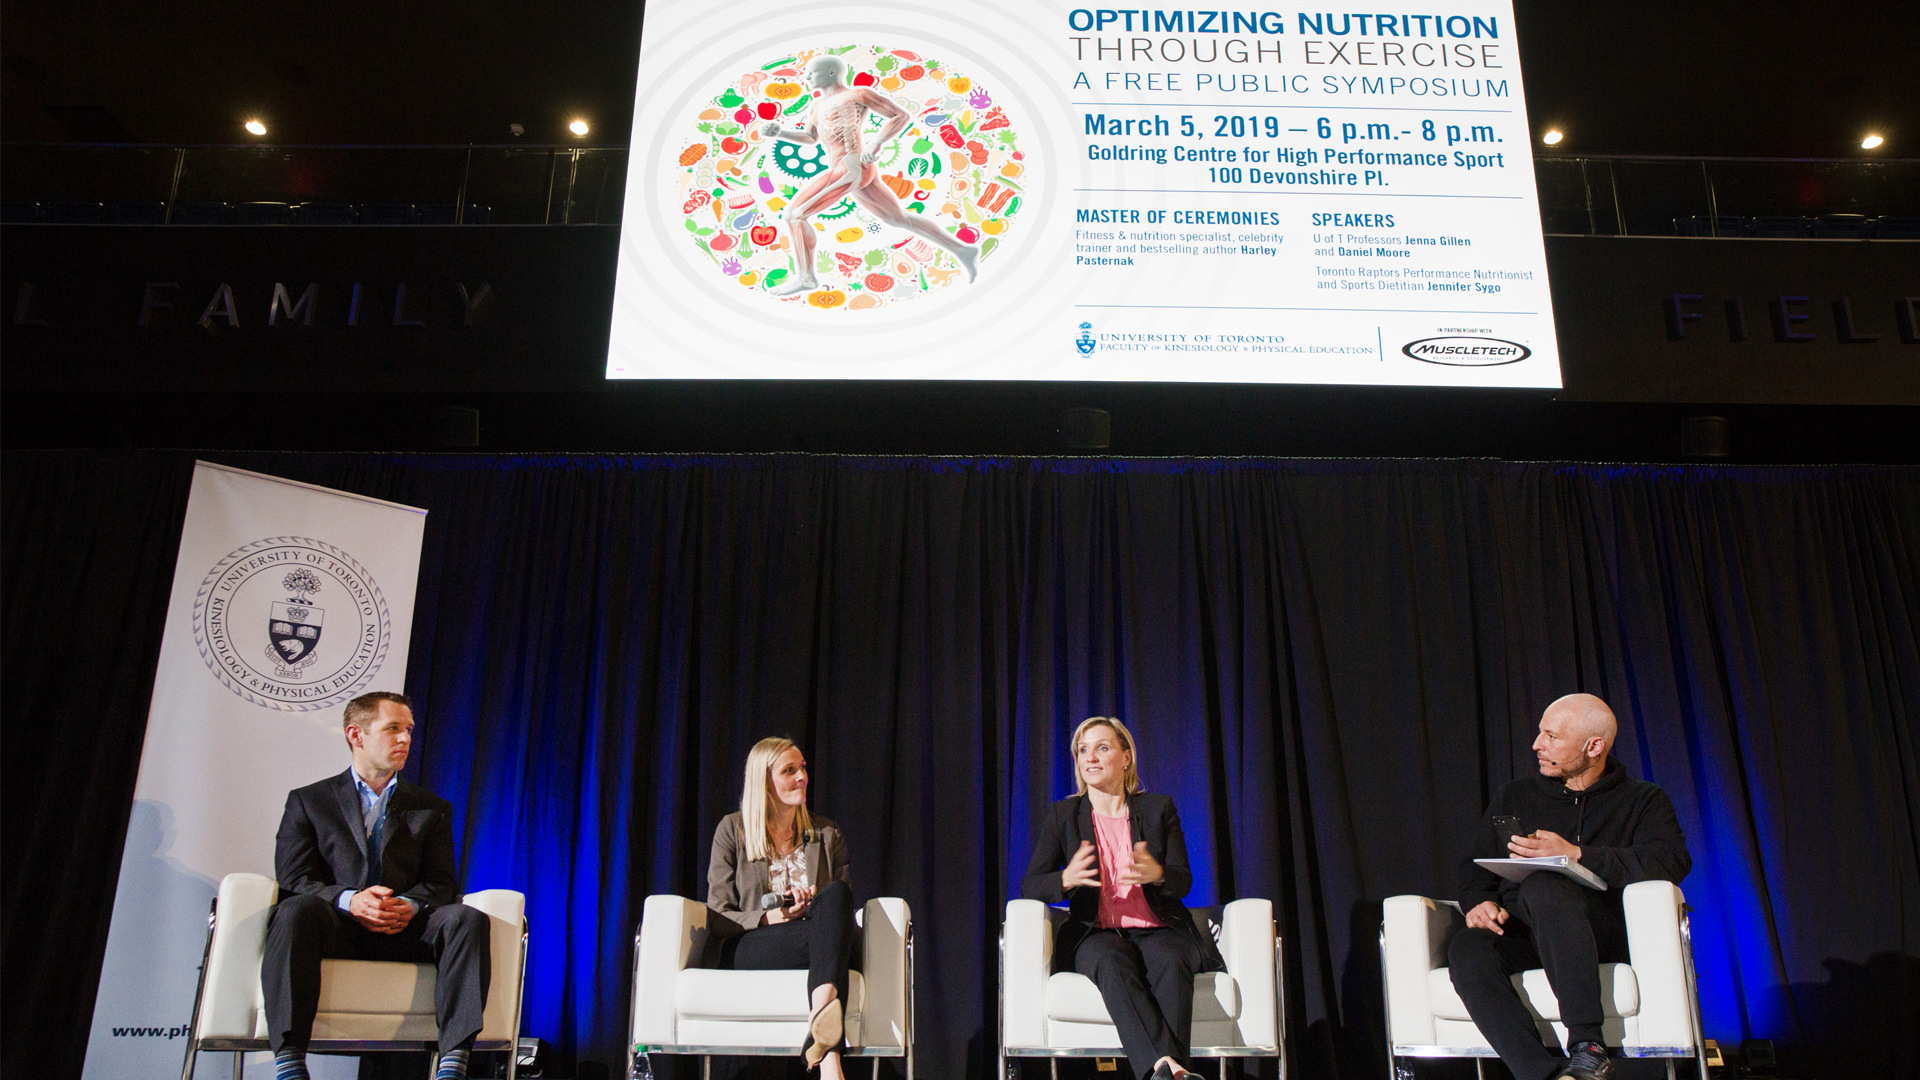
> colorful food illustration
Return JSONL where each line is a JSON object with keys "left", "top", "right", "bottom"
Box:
{"left": 670, "top": 43, "right": 1029, "bottom": 311}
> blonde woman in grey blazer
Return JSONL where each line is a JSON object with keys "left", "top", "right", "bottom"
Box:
{"left": 705, "top": 737, "right": 856, "bottom": 1078}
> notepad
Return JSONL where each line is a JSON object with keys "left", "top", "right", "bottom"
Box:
{"left": 1474, "top": 856, "right": 1607, "bottom": 891}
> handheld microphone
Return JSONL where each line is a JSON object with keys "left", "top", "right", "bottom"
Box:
{"left": 759, "top": 892, "right": 792, "bottom": 910}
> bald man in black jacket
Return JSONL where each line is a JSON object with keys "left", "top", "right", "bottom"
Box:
{"left": 1449, "top": 694, "right": 1690, "bottom": 1080}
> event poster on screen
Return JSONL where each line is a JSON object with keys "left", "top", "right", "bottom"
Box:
{"left": 608, "top": 0, "right": 1560, "bottom": 386}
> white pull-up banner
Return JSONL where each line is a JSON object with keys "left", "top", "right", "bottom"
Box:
{"left": 83, "top": 461, "right": 427, "bottom": 1080}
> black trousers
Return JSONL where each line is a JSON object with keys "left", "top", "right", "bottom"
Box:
{"left": 1448, "top": 873, "right": 1629, "bottom": 1080}
{"left": 1074, "top": 926, "right": 1208, "bottom": 1080}
{"left": 263, "top": 893, "right": 492, "bottom": 1055}
{"left": 720, "top": 879, "right": 858, "bottom": 1011}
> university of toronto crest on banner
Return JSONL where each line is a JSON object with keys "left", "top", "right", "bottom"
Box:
{"left": 85, "top": 463, "right": 425, "bottom": 1080}
{"left": 192, "top": 536, "right": 393, "bottom": 711}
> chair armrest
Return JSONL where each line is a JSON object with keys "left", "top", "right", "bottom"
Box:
{"left": 1002, "top": 900, "right": 1053, "bottom": 1049}
{"left": 632, "top": 895, "right": 709, "bottom": 1046}
{"left": 1623, "top": 881, "right": 1695, "bottom": 1050}
{"left": 858, "top": 898, "right": 911, "bottom": 1048}
{"left": 197, "top": 873, "right": 278, "bottom": 1039}
{"left": 1217, "top": 899, "right": 1277, "bottom": 1048}
{"left": 461, "top": 890, "right": 526, "bottom": 1043}
{"left": 1381, "top": 895, "right": 1460, "bottom": 1049}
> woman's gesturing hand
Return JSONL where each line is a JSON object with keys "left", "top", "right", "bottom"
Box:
{"left": 1063, "top": 840, "right": 1102, "bottom": 891}
{"left": 1119, "top": 841, "right": 1164, "bottom": 886}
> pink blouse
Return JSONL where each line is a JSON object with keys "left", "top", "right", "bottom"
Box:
{"left": 1093, "top": 811, "right": 1164, "bottom": 929}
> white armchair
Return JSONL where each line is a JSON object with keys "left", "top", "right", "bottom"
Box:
{"left": 629, "top": 894, "right": 913, "bottom": 1080}
{"left": 182, "top": 873, "right": 529, "bottom": 1080}
{"left": 1380, "top": 881, "right": 1707, "bottom": 1080}
{"left": 999, "top": 899, "right": 1284, "bottom": 1080}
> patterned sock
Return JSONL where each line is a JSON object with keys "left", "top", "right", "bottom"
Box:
{"left": 434, "top": 1046, "right": 472, "bottom": 1080}
{"left": 274, "top": 1049, "right": 310, "bottom": 1080}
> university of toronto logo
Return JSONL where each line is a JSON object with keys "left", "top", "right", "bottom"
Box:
{"left": 268, "top": 568, "right": 326, "bottom": 675}
{"left": 1076, "top": 321, "right": 1097, "bottom": 355}
{"left": 192, "top": 537, "right": 392, "bottom": 711}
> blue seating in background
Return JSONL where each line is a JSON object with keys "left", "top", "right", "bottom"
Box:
{"left": 50, "top": 201, "right": 110, "bottom": 224}
{"left": 418, "top": 203, "right": 491, "bottom": 224}
{"left": 1674, "top": 215, "right": 1746, "bottom": 237}
{"left": 292, "top": 201, "right": 355, "bottom": 225}
{"left": 1749, "top": 215, "right": 1810, "bottom": 238}
{"left": 1811, "top": 214, "right": 1872, "bottom": 238}
{"left": 234, "top": 201, "right": 292, "bottom": 225}
{"left": 109, "top": 201, "right": 168, "bottom": 224}
{"left": 356, "top": 203, "right": 417, "bottom": 225}
{"left": 1872, "top": 216, "right": 1920, "bottom": 239}
{"left": 171, "top": 202, "right": 233, "bottom": 224}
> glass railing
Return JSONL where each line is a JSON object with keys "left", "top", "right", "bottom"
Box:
{"left": 0, "top": 144, "right": 626, "bottom": 225}
{"left": 4, "top": 144, "right": 1916, "bottom": 236}
{"left": 1535, "top": 155, "right": 1919, "bottom": 238}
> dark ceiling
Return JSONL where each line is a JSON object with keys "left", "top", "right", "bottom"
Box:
{"left": 3, "top": 0, "right": 1915, "bottom": 154}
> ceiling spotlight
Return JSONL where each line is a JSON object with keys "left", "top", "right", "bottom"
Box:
{"left": 1861, "top": 134, "right": 1884, "bottom": 149}
{"left": 1541, "top": 129, "right": 1563, "bottom": 145}
{"left": 510, "top": 123, "right": 525, "bottom": 136}
{"left": 244, "top": 119, "right": 267, "bottom": 136}
{"left": 569, "top": 119, "right": 590, "bottom": 136}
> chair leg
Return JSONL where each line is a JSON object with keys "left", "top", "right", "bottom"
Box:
{"left": 701, "top": 1056, "right": 711, "bottom": 1080}
{"left": 234, "top": 1052, "right": 244, "bottom": 1080}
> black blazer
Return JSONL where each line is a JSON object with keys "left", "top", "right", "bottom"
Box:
{"left": 274, "top": 769, "right": 461, "bottom": 912}
{"left": 1021, "top": 791, "right": 1226, "bottom": 973}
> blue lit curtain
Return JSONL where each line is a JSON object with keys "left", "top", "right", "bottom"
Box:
{"left": 7, "top": 452, "right": 1917, "bottom": 1080}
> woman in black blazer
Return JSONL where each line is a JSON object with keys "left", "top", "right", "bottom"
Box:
{"left": 1022, "top": 717, "right": 1225, "bottom": 1080}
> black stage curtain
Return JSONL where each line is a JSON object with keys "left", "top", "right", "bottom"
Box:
{"left": 5, "top": 451, "right": 1917, "bottom": 1080}
{"left": 2, "top": 452, "right": 195, "bottom": 1076}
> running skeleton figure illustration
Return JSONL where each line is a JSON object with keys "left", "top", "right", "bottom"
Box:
{"left": 762, "top": 55, "right": 981, "bottom": 297}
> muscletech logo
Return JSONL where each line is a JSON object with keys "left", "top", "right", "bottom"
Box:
{"left": 192, "top": 537, "right": 392, "bottom": 712}
{"left": 1401, "top": 335, "right": 1531, "bottom": 366}
{"left": 1076, "top": 321, "right": 1097, "bottom": 355}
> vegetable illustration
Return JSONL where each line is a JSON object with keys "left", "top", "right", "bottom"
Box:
{"left": 677, "top": 46, "right": 1024, "bottom": 312}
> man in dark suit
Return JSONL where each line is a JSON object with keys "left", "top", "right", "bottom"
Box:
{"left": 265, "top": 691, "right": 490, "bottom": 1080}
